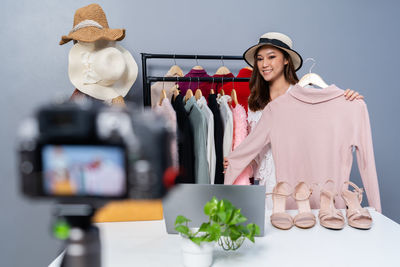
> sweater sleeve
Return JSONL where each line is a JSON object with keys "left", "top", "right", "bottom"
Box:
{"left": 355, "top": 101, "right": 382, "bottom": 212}
{"left": 224, "top": 105, "right": 273, "bottom": 185}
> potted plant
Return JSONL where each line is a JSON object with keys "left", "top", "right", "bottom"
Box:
{"left": 175, "top": 197, "right": 260, "bottom": 267}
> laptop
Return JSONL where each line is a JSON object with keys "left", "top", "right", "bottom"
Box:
{"left": 162, "top": 184, "right": 266, "bottom": 236}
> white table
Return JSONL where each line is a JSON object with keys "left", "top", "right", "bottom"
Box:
{"left": 50, "top": 209, "right": 400, "bottom": 267}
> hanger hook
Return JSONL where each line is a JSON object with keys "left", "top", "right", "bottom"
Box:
{"left": 195, "top": 55, "right": 199, "bottom": 66}
{"left": 197, "top": 77, "right": 200, "bottom": 89}
{"left": 304, "top": 58, "right": 316, "bottom": 74}
{"left": 221, "top": 56, "right": 225, "bottom": 66}
{"left": 211, "top": 77, "right": 215, "bottom": 89}
{"left": 232, "top": 77, "right": 235, "bottom": 90}
{"left": 189, "top": 77, "right": 192, "bottom": 89}
{"left": 173, "top": 54, "right": 177, "bottom": 66}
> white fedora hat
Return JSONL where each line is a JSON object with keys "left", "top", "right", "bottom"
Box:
{"left": 243, "top": 32, "right": 303, "bottom": 71}
{"left": 68, "top": 41, "right": 138, "bottom": 100}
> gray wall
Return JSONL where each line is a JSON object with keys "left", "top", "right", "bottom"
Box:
{"left": 1, "top": 0, "right": 399, "bottom": 266}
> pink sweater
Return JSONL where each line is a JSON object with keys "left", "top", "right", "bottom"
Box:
{"left": 231, "top": 104, "right": 253, "bottom": 185}
{"left": 225, "top": 84, "right": 381, "bottom": 212}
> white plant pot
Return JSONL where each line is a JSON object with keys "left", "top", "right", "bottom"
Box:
{"left": 181, "top": 237, "right": 215, "bottom": 267}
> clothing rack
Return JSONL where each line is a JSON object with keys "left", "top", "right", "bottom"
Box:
{"left": 141, "top": 53, "right": 250, "bottom": 107}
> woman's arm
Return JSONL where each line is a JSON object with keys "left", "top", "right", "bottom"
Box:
{"left": 224, "top": 105, "right": 273, "bottom": 184}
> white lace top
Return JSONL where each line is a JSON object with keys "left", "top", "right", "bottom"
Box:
{"left": 247, "top": 85, "right": 293, "bottom": 209}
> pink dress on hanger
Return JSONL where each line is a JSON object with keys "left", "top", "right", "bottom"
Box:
{"left": 231, "top": 104, "right": 253, "bottom": 185}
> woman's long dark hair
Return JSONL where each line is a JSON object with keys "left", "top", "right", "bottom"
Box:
{"left": 248, "top": 46, "right": 299, "bottom": 111}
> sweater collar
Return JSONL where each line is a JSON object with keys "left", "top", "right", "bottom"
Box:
{"left": 289, "top": 84, "right": 344, "bottom": 104}
{"left": 187, "top": 68, "right": 208, "bottom": 76}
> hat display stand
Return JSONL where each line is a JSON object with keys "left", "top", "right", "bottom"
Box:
{"left": 61, "top": 4, "right": 138, "bottom": 106}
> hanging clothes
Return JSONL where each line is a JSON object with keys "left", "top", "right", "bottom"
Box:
{"left": 197, "top": 96, "right": 216, "bottom": 183}
{"left": 171, "top": 94, "right": 195, "bottom": 184}
{"left": 212, "top": 72, "right": 234, "bottom": 95}
{"left": 208, "top": 93, "right": 225, "bottom": 185}
{"left": 231, "top": 104, "right": 253, "bottom": 185}
{"left": 225, "top": 84, "right": 381, "bottom": 212}
{"left": 154, "top": 98, "right": 178, "bottom": 169}
{"left": 151, "top": 68, "right": 182, "bottom": 108}
{"left": 185, "top": 96, "right": 210, "bottom": 184}
{"left": 218, "top": 95, "right": 233, "bottom": 158}
{"left": 178, "top": 69, "right": 211, "bottom": 100}
{"left": 220, "top": 67, "right": 252, "bottom": 113}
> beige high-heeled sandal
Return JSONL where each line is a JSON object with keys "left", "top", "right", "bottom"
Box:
{"left": 341, "top": 181, "right": 372, "bottom": 230}
{"left": 267, "top": 182, "right": 293, "bottom": 230}
{"left": 293, "top": 182, "right": 316, "bottom": 229}
{"left": 318, "top": 180, "right": 345, "bottom": 230}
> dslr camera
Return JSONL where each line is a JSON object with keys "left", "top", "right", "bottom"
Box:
{"left": 18, "top": 101, "right": 173, "bottom": 204}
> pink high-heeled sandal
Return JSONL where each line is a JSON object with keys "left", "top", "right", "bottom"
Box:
{"left": 267, "top": 182, "right": 293, "bottom": 230}
{"left": 293, "top": 182, "right": 316, "bottom": 229}
{"left": 318, "top": 180, "right": 345, "bottom": 230}
{"left": 341, "top": 181, "right": 372, "bottom": 230}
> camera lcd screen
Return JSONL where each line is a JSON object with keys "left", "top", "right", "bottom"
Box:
{"left": 42, "top": 145, "right": 126, "bottom": 197}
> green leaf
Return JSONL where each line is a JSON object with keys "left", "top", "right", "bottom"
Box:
{"left": 224, "top": 208, "right": 234, "bottom": 224}
{"left": 217, "top": 211, "right": 227, "bottom": 223}
{"left": 175, "top": 225, "right": 190, "bottom": 237}
{"left": 247, "top": 223, "right": 261, "bottom": 236}
{"left": 229, "top": 209, "right": 248, "bottom": 225}
{"left": 228, "top": 225, "right": 242, "bottom": 241}
{"left": 175, "top": 215, "right": 191, "bottom": 226}
{"left": 208, "top": 223, "right": 221, "bottom": 239}
{"left": 204, "top": 197, "right": 218, "bottom": 216}
{"left": 221, "top": 199, "right": 234, "bottom": 210}
{"left": 237, "top": 224, "right": 249, "bottom": 235}
{"left": 199, "top": 222, "right": 210, "bottom": 232}
{"left": 190, "top": 236, "right": 206, "bottom": 246}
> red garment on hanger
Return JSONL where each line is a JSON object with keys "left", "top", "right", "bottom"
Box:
{"left": 212, "top": 73, "right": 234, "bottom": 95}
{"left": 221, "top": 68, "right": 252, "bottom": 113}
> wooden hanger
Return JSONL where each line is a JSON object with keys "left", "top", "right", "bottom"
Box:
{"left": 192, "top": 55, "right": 203, "bottom": 70}
{"left": 168, "top": 65, "right": 184, "bottom": 77}
{"left": 231, "top": 89, "right": 238, "bottom": 106}
{"left": 172, "top": 87, "right": 180, "bottom": 101}
{"left": 195, "top": 89, "right": 202, "bottom": 100}
{"left": 298, "top": 58, "right": 328, "bottom": 88}
{"left": 244, "top": 66, "right": 253, "bottom": 71}
{"left": 210, "top": 89, "right": 215, "bottom": 94}
{"left": 215, "top": 66, "right": 231, "bottom": 75}
{"left": 220, "top": 89, "right": 225, "bottom": 96}
{"left": 159, "top": 89, "right": 167, "bottom": 106}
{"left": 185, "top": 89, "right": 193, "bottom": 102}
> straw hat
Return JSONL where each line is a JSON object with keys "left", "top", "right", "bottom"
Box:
{"left": 60, "top": 4, "right": 125, "bottom": 45}
{"left": 243, "top": 32, "right": 303, "bottom": 71}
{"left": 68, "top": 41, "right": 138, "bottom": 100}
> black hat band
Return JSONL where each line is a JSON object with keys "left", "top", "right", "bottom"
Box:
{"left": 259, "top": 38, "right": 291, "bottom": 50}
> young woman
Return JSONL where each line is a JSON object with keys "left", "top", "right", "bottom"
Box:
{"left": 224, "top": 32, "right": 362, "bottom": 208}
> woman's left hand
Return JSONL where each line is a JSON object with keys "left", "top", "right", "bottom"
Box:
{"left": 344, "top": 89, "right": 364, "bottom": 101}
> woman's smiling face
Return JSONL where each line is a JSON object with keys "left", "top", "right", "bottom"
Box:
{"left": 256, "top": 45, "right": 288, "bottom": 83}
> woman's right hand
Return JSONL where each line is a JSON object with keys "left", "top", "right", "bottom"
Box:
{"left": 223, "top": 157, "right": 229, "bottom": 173}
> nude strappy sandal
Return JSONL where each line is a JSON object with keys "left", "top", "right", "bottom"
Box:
{"left": 318, "top": 180, "right": 345, "bottom": 230}
{"left": 341, "top": 181, "right": 372, "bottom": 230}
{"left": 267, "top": 182, "right": 293, "bottom": 230}
{"left": 293, "top": 182, "right": 316, "bottom": 229}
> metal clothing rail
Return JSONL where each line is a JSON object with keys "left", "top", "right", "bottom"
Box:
{"left": 141, "top": 53, "right": 250, "bottom": 107}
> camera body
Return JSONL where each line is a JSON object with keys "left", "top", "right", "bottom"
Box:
{"left": 18, "top": 101, "right": 172, "bottom": 204}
